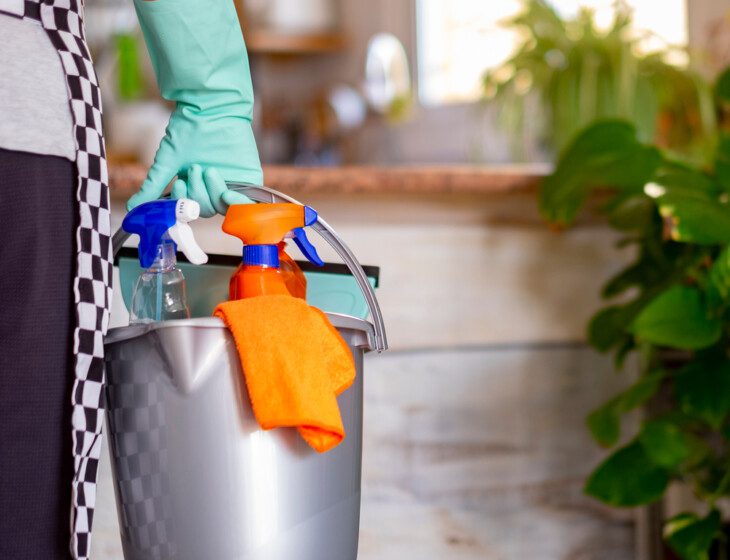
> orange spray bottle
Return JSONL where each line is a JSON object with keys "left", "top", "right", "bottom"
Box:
{"left": 222, "top": 203, "right": 324, "bottom": 300}
{"left": 278, "top": 240, "right": 308, "bottom": 298}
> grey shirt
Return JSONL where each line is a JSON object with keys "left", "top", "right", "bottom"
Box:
{"left": 0, "top": 15, "right": 76, "bottom": 161}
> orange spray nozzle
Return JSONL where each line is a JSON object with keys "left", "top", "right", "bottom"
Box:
{"left": 222, "top": 203, "right": 317, "bottom": 245}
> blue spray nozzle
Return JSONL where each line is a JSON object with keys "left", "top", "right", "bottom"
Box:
{"left": 122, "top": 200, "right": 178, "bottom": 268}
{"left": 122, "top": 199, "right": 207, "bottom": 268}
{"left": 292, "top": 227, "right": 324, "bottom": 267}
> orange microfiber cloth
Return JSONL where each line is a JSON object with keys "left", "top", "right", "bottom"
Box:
{"left": 214, "top": 295, "right": 356, "bottom": 453}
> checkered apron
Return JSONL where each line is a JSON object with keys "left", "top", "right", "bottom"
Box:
{"left": 0, "top": 0, "right": 112, "bottom": 558}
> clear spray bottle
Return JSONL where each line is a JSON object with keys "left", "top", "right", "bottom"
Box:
{"left": 122, "top": 199, "right": 208, "bottom": 324}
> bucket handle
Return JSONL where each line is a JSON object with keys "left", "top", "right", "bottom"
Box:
{"left": 111, "top": 182, "right": 388, "bottom": 352}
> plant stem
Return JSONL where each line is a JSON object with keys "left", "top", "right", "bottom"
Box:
{"left": 711, "top": 467, "right": 730, "bottom": 505}
{"left": 719, "top": 531, "right": 728, "bottom": 560}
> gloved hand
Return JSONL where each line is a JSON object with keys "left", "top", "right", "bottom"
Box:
{"left": 127, "top": 0, "right": 263, "bottom": 216}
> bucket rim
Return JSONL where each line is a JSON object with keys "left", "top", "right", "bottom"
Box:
{"left": 104, "top": 312, "right": 376, "bottom": 350}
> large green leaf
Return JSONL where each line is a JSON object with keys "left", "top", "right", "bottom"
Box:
{"left": 630, "top": 286, "right": 721, "bottom": 350}
{"left": 652, "top": 160, "right": 719, "bottom": 197}
{"left": 638, "top": 419, "right": 692, "bottom": 469}
{"left": 587, "top": 404, "right": 622, "bottom": 449}
{"left": 601, "top": 249, "right": 676, "bottom": 299}
{"left": 646, "top": 159, "right": 730, "bottom": 244}
{"left": 587, "top": 370, "right": 665, "bottom": 446}
{"left": 715, "top": 67, "right": 730, "bottom": 102}
{"left": 602, "top": 261, "right": 650, "bottom": 298}
{"left": 675, "top": 360, "right": 730, "bottom": 429}
{"left": 585, "top": 441, "right": 670, "bottom": 506}
{"left": 707, "top": 245, "right": 730, "bottom": 312}
{"left": 658, "top": 193, "right": 730, "bottom": 245}
{"left": 664, "top": 510, "right": 721, "bottom": 560}
{"left": 589, "top": 293, "right": 657, "bottom": 352}
{"left": 540, "top": 120, "right": 661, "bottom": 224}
{"left": 714, "top": 134, "right": 730, "bottom": 193}
{"left": 604, "top": 193, "right": 656, "bottom": 232}
{"left": 589, "top": 305, "right": 634, "bottom": 352}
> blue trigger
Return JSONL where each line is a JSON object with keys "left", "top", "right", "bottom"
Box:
{"left": 292, "top": 227, "right": 324, "bottom": 266}
{"left": 303, "top": 206, "right": 318, "bottom": 226}
{"left": 122, "top": 200, "right": 178, "bottom": 268}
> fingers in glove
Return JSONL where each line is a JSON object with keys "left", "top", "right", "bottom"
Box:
{"left": 126, "top": 144, "right": 177, "bottom": 210}
{"left": 204, "top": 167, "right": 253, "bottom": 215}
{"left": 187, "top": 164, "right": 217, "bottom": 218}
{"left": 204, "top": 167, "right": 228, "bottom": 215}
{"left": 221, "top": 189, "right": 255, "bottom": 208}
{"left": 171, "top": 179, "right": 188, "bottom": 201}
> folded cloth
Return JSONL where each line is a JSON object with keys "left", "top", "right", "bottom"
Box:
{"left": 214, "top": 295, "right": 356, "bottom": 452}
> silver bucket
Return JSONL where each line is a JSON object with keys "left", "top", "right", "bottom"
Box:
{"left": 104, "top": 185, "right": 387, "bottom": 560}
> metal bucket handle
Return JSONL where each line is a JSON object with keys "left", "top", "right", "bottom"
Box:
{"left": 111, "top": 182, "right": 388, "bottom": 352}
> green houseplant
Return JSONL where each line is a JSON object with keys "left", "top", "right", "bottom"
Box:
{"left": 484, "top": 0, "right": 715, "bottom": 161}
{"left": 539, "top": 71, "right": 730, "bottom": 559}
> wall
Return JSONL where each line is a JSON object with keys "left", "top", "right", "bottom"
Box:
{"left": 688, "top": 0, "right": 730, "bottom": 76}
{"left": 359, "top": 345, "right": 634, "bottom": 559}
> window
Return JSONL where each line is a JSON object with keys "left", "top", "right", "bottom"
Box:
{"left": 416, "top": 0, "right": 688, "bottom": 105}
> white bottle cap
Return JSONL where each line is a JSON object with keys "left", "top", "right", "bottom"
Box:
{"left": 175, "top": 199, "right": 200, "bottom": 223}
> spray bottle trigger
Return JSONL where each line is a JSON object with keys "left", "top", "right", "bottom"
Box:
{"left": 303, "top": 205, "right": 318, "bottom": 226}
{"left": 292, "top": 227, "right": 324, "bottom": 267}
{"left": 168, "top": 222, "right": 208, "bottom": 265}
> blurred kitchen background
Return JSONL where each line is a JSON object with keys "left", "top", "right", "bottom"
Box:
{"left": 89, "top": 1, "right": 730, "bottom": 558}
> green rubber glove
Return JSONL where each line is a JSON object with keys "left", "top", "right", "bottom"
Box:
{"left": 127, "top": 0, "right": 262, "bottom": 215}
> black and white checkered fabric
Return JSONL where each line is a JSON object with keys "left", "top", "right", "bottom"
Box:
{"left": 0, "top": 0, "right": 113, "bottom": 558}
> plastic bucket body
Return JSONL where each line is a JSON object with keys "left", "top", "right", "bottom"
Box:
{"left": 104, "top": 314, "right": 372, "bottom": 560}
{"left": 105, "top": 183, "right": 387, "bottom": 559}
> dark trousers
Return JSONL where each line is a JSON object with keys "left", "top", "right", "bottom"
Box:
{"left": 0, "top": 148, "right": 76, "bottom": 559}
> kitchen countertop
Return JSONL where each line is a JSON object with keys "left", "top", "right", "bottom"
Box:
{"left": 109, "top": 163, "right": 549, "bottom": 200}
